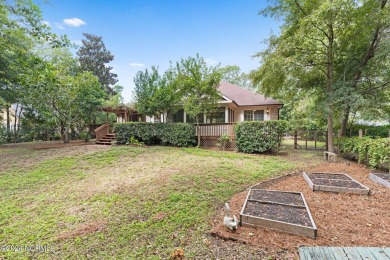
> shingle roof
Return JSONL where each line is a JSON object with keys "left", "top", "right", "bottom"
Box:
{"left": 218, "top": 81, "right": 283, "bottom": 106}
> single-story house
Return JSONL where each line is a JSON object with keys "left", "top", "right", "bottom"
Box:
{"left": 145, "top": 81, "right": 283, "bottom": 124}
{"left": 95, "top": 82, "right": 283, "bottom": 145}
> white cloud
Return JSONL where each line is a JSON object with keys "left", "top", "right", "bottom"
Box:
{"left": 205, "top": 58, "right": 218, "bottom": 65}
{"left": 129, "top": 63, "right": 145, "bottom": 67}
{"left": 63, "top": 18, "right": 86, "bottom": 27}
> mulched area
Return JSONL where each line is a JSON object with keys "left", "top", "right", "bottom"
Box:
{"left": 211, "top": 161, "right": 390, "bottom": 254}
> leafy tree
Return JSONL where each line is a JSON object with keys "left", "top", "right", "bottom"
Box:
{"left": 77, "top": 33, "right": 118, "bottom": 95}
{"left": 133, "top": 66, "right": 180, "bottom": 122}
{"left": 175, "top": 54, "right": 222, "bottom": 147}
{"left": 23, "top": 48, "right": 105, "bottom": 143}
{"left": 0, "top": 0, "right": 69, "bottom": 142}
{"left": 220, "top": 65, "right": 253, "bottom": 89}
{"left": 251, "top": 0, "right": 389, "bottom": 152}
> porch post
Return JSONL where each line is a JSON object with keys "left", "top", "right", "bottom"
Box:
{"left": 183, "top": 111, "right": 187, "bottom": 123}
{"left": 225, "top": 107, "right": 229, "bottom": 123}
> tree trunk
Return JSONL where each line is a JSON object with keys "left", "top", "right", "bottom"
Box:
{"left": 64, "top": 125, "right": 70, "bottom": 144}
{"left": 5, "top": 105, "right": 10, "bottom": 142}
{"left": 13, "top": 104, "right": 22, "bottom": 143}
{"left": 326, "top": 5, "right": 335, "bottom": 153}
{"left": 340, "top": 106, "right": 350, "bottom": 137}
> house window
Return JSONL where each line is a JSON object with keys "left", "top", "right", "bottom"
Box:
{"left": 244, "top": 110, "right": 264, "bottom": 121}
{"left": 206, "top": 107, "right": 225, "bottom": 123}
{"left": 186, "top": 113, "right": 204, "bottom": 123}
{"left": 172, "top": 109, "right": 184, "bottom": 122}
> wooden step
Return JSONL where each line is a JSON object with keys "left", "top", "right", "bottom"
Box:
{"left": 95, "top": 134, "right": 116, "bottom": 145}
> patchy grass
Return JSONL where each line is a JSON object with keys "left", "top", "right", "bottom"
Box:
{"left": 0, "top": 144, "right": 323, "bottom": 259}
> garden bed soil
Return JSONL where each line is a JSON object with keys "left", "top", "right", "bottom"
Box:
{"left": 243, "top": 201, "right": 312, "bottom": 227}
{"left": 211, "top": 161, "right": 390, "bottom": 253}
{"left": 304, "top": 172, "right": 370, "bottom": 194}
{"left": 240, "top": 190, "right": 317, "bottom": 238}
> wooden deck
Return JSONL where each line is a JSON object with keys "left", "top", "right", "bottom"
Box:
{"left": 299, "top": 246, "right": 390, "bottom": 260}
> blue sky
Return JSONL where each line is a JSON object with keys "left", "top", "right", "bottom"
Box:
{"left": 38, "top": 0, "right": 279, "bottom": 102}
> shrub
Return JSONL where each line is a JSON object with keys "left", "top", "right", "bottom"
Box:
{"left": 339, "top": 137, "right": 390, "bottom": 169}
{"left": 216, "top": 133, "right": 230, "bottom": 150}
{"left": 235, "top": 121, "right": 289, "bottom": 153}
{"left": 347, "top": 124, "right": 390, "bottom": 138}
{"left": 79, "top": 130, "right": 91, "bottom": 142}
{"left": 0, "top": 126, "right": 4, "bottom": 145}
{"left": 114, "top": 122, "right": 196, "bottom": 147}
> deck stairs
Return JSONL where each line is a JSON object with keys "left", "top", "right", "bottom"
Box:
{"left": 96, "top": 133, "right": 116, "bottom": 145}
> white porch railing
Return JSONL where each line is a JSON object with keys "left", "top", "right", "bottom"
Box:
{"left": 195, "top": 123, "right": 235, "bottom": 137}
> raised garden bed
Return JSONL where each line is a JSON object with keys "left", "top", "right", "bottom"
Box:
{"left": 370, "top": 173, "right": 390, "bottom": 189}
{"left": 240, "top": 189, "right": 317, "bottom": 238}
{"left": 303, "top": 172, "right": 370, "bottom": 195}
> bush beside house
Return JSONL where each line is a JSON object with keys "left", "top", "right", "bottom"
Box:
{"left": 235, "top": 121, "right": 288, "bottom": 153}
{"left": 114, "top": 122, "right": 196, "bottom": 147}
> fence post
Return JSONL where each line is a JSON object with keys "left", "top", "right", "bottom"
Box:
{"left": 359, "top": 129, "right": 363, "bottom": 138}
{"left": 294, "top": 131, "right": 298, "bottom": 149}
{"left": 326, "top": 130, "right": 329, "bottom": 151}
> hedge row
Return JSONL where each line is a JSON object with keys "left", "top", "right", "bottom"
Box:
{"left": 339, "top": 137, "right": 389, "bottom": 169}
{"left": 235, "top": 121, "right": 288, "bottom": 153}
{"left": 347, "top": 124, "right": 390, "bottom": 138}
{"left": 114, "top": 122, "right": 196, "bottom": 147}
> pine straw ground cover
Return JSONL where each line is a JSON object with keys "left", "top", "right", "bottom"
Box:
{"left": 0, "top": 143, "right": 327, "bottom": 259}
{"left": 212, "top": 161, "right": 390, "bottom": 258}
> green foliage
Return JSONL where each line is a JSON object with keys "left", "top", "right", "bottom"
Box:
{"left": 126, "top": 136, "right": 144, "bottom": 146}
{"left": 77, "top": 33, "right": 118, "bottom": 94}
{"left": 339, "top": 137, "right": 390, "bottom": 169}
{"left": 219, "top": 65, "right": 253, "bottom": 89}
{"left": 0, "top": 126, "right": 4, "bottom": 144}
{"left": 347, "top": 124, "right": 390, "bottom": 138}
{"left": 22, "top": 48, "right": 106, "bottom": 143}
{"left": 133, "top": 66, "right": 180, "bottom": 119}
{"left": 216, "top": 133, "right": 230, "bottom": 150}
{"left": 235, "top": 121, "right": 289, "bottom": 153}
{"left": 114, "top": 123, "right": 196, "bottom": 147}
{"left": 176, "top": 54, "right": 222, "bottom": 122}
{"left": 79, "top": 131, "right": 90, "bottom": 142}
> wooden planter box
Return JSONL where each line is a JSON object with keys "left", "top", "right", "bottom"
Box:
{"left": 303, "top": 172, "right": 370, "bottom": 195}
{"left": 370, "top": 173, "right": 390, "bottom": 189}
{"left": 240, "top": 189, "right": 317, "bottom": 238}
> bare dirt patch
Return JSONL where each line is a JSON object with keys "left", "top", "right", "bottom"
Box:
{"left": 57, "top": 221, "right": 106, "bottom": 240}
{"left": 211, "top": 161, "right": 390, "bottom": 254}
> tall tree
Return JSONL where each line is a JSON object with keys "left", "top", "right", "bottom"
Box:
{"left": 220, "top": 65, "right": 253, "bottom": 89}
{"left": 133, "top": 66, "right": 180, "bottom": 122}
{"left": 251, "top": 0, "right": 389, "bottom": 152}
{"left": 77, "top": 33, "right": 118, "bottom": 95}
{"left": 175, "top": 54, "right": 222, "bottom": 147}
{"left": 23, "top": 48, "right": 105, "bottom": 143}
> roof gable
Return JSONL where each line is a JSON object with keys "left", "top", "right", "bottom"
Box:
{"left": 218, "top": 81, "right": 283, "bottom": 106}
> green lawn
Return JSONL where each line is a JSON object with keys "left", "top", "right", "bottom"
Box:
{"left": 0, "top": 144, "right": 322, "bottom": 259}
